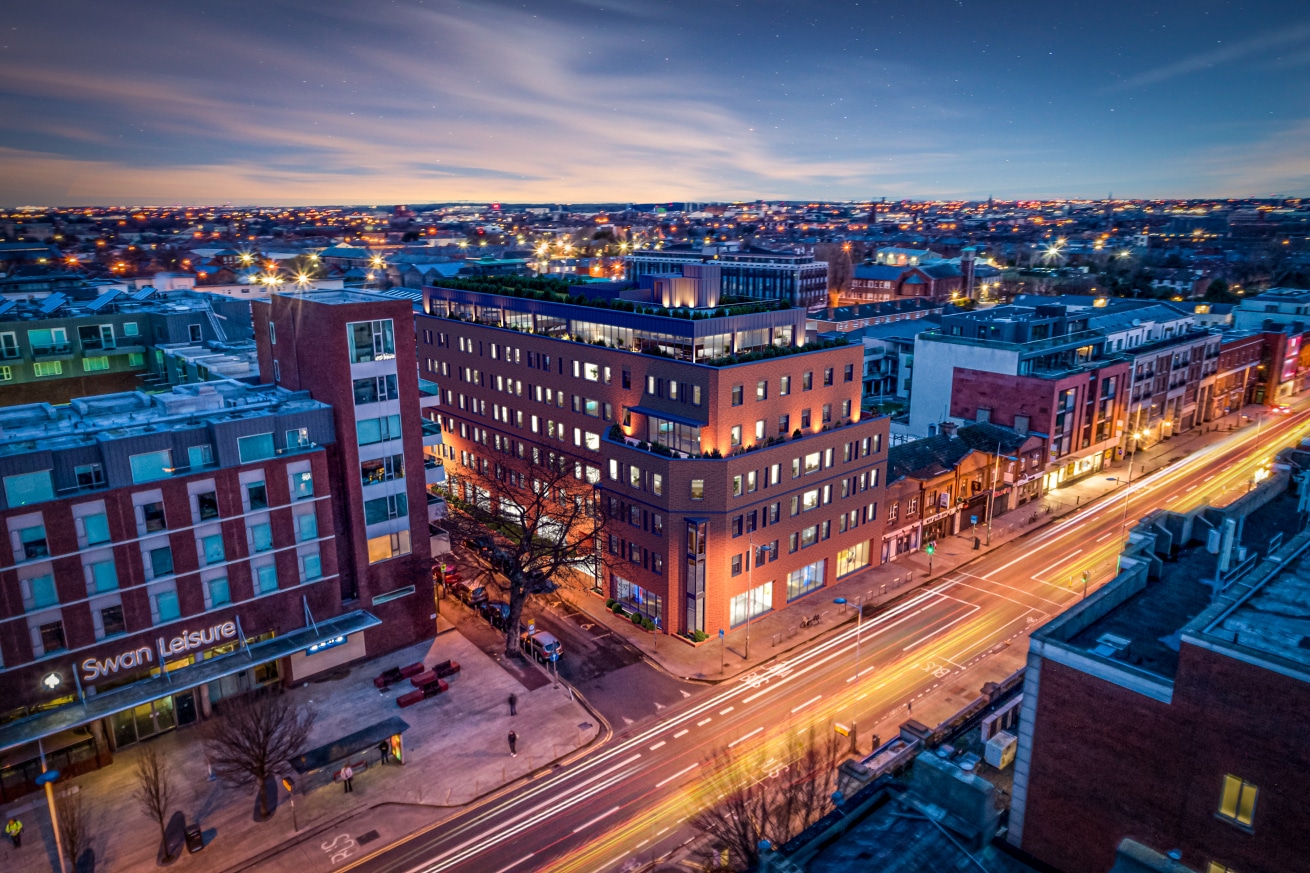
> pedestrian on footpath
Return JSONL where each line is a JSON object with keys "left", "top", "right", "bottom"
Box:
{"left": 5, "top": 816, "right": 22, "bottom": 848}
{"left": 341, "top": 764, "right": 354, "bottom": 793}
{"left": 508, "top": 730, "right": 518, "bottom": 757}
{"left": 508, "top": 693, "right": 518, "bottom": 715}
{"left": 378, "top": 740, "right": 389, "bottom": 764}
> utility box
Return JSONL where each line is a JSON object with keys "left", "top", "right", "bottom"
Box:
{"left": 185, "top": 824, "right": 204, "bottom": 854}
{"left": 984, "top": 730, "right": 1017, "bottom": 770}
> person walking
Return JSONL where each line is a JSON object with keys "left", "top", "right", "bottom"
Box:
{"left": 341, "top": 764, "right": 355, "bottom": 793}
{"left": 508, "top": 693, "right": 518, "bottom": 716}
{"left": 508, "top": 730, "right": 518, "bottom": 757}
{"left": 5, "top": 816, "right": 22, "bottom": 848}
{"left": 378, "top": 740, "right": 390, "bottom": 764}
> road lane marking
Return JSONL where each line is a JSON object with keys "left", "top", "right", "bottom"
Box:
{"left": 573, "top": 806, "right": 621, "bottom": 833}
{"left": 720, "top": 706, "right": 735, "bottom": 715}
{"left": 730, "top": 727, "right": 763, "bottom": 748}
{"left": 656, "top": 827, "right": 670, "bottom": 836}
{"left": 492, "top": 854, "right": 535, "bottom": 873}
{"left": 901, "top": 606, "right": 981, "bottom": 652}
{"left": 1186, "top": 485, "right": 1198, "bottom": 492}
{"left": 845, "top": 665, "right": 877, "bottom": 683}
{"left": 635, "top": 839, "right": 650, "bottom": 849}
{"left": 1034, "top": 549, "right": 1082, "bottom": 581}
{"left": 1095, "top": 532, "right": 1113, "bottom": 542}
{"left": 697, "top": 717, "right": 712, "bottom": 726}
{"left": 673, "top": 729, "right": 689, "bottom": 738}
{"left": 649, "top": 741, "right": 666, "bottom": 751}
{"left": 656, "top": 763, "right": 699, "bottom": 789}
{"left": 791, "top": 694, "right": 823, "bottom": 713}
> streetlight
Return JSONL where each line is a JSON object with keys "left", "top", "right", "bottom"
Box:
{"left": 833, "top": 596, "right": 863, "bottom": 753}
{"left": 1114, "top": 430, "right": 1148, "bottom": 543}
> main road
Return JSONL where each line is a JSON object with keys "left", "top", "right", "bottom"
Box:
{"left": 352, "top": 407, "right": 1309, "bottom": 873}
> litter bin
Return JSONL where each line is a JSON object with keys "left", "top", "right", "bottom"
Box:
{"left": 185, "top": 824, "right": 204, "bottom": 854}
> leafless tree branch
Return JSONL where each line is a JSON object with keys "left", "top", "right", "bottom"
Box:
{"left": 200, "top": 693, "right": 314, "bottom": 821}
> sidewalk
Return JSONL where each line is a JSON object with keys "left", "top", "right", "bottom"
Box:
{"left": 0, "top": 630, "right": 601, "bottom": 873}
{"left": 558, "top": 406, "right": 1262, "bottom": 683}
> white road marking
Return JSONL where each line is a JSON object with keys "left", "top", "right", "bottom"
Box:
{"left": 697, "top": 717, "right": 712, "bottom": 727}
{"left": 845, "top": 665, "right": 877, "bottom": 683}
{"left": 901, "top": 605, "right": 981, "bottom": 652}
{"left": 492, "top": 854, "right": 535, "bottom": 873}
{"left": 656, "top": 763, "right": 699, "bottom": 789}
{"left": 720, "top": 706, "right": 735, "bottom": 715}
{"left": 1034, "top": 549, "right": 1082, "bottom": 581}
{"left": 791, "top": 694, "right": 823, "bottom": 713}
{"left": 730, "top": 727, "right": 763, "bottom": 748}
{"left": 573, "top": 806, "right": 621, "bottom": 833}
{"left": 673, "top": 729, "right": 689, "bottom": 738}
{"left": 649, "top": 741, "right": 666, "bottom": 751}
{"left": 1095, "top": 532, "right": 1113, "bottom": 542}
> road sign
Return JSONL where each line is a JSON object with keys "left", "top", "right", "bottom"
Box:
{"left": 834, "top": 723, "right": 850, "bottom": 737}
{"left": 551, "top": 651, "right": 558, "bottom": 662}
{"left": 970, "top": 514, "right": 978, "bottom": 525}
{"left": 282, "top": 777, "right": 295, "bottom": 793}
{"left": 528, "top": 622, "right": 535, "bottom": 634}
{"left": 718, "top": 628, "right": 725, "bottom": 639}
{"left": 35, "top": 770, "right": 59, "bottom": 785}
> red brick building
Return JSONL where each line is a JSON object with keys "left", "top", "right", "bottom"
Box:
{"left": 417, "top": 284, "right": 889, "bottom": 637}
{"left": 0, "top": 383, "right": 373, "bottom": 800}
{"left": 1010, "top": 525, "right": 1310, "bottom": 873}
{"left": 254, "top": 291, "right": 436, "bottom": 656}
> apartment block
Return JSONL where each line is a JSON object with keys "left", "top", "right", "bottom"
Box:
{"left": 417, "top": 284, "right": 888, "bottom": 637}
{"left": 253, "top": 291, "right": 435, "bottom": 654}
{"left": 625, "top": 244, "right": 829, "bottom": 308}
{"left": 0, "top": 383, "right": 373, "bottom": 801}
{"left": 0, "top": 289, "right": 231, "bottom": 405}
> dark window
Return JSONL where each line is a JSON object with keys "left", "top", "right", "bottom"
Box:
{"left": 149, "top": 546, "right": 174, "bottom": 577}
{"left": 732, "top": 515, "right": 743, "bottom": 537}
{"left": 622, "top": 370, "right": 631, "bottom": 389}
{"left": 246, "top": 483, "right": 268, "bottom": 511}
{"left": 844, "top": 363, "right": 854, "bottom": 382}
{"left": 778, "top": 414, "right": 790, "bottom": 434}
{"left": 824, "top": 368, "right": 834, "bottom": 386}
{"left": 40, "top": 620, "right": 66, "bottom": 653}
{"left": 801, "top": 409, "right": 812, "bottom": 428}
{"left": 731, "top": 385, "right": 744, "bottom": 406}
{"left": 100, "top": 604, "right": 126, "bottom": 637}
{"left": 731, "top": 555, "right": 742, "bottom": 576}
{"left": 142, "top": 502, "right": 167, "bottom": 533}
{"left": 197, "top": 491, "right": 219, "bottom": 520}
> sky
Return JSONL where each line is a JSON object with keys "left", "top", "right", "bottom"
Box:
{"left": 1, "top": 0, "right": 1308, "bottom": 205}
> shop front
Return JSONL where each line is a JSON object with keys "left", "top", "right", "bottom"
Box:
{"left": 0, "top": 610, "right": 380, "bottom": 803}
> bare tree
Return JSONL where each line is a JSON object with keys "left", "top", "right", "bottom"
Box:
{"left": 689, "top": 724, "right": 845, "bottom": 872}
{"left": 813, "top": 242, "right": 859, "bottom": 302}
{"left": 444, "top": 444, "right": 612, "bottom": 655}
{"left": 132, "top": 746, "right": 174, "bottom": 858}
{"left": 201, "top": 693, "right": 315, "bottom": 821}
{"left": 55, "top": 788, "right": 92, "bottom": 871}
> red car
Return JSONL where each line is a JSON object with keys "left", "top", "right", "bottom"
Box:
{"left": 1271, "top": 405, "right": 1292, "bottom": 415}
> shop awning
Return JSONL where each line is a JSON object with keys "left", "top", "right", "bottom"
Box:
{"left": 0, "top": 610, "right": 381, "bottom": 755}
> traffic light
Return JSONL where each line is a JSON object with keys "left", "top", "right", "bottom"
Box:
{"left": 925, "top": 542, "right": 936, "bottom": 556}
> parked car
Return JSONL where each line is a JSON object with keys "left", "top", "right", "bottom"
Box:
{"left": 453, "top": 579, "right": 488, "bottom": 607}
{"left": 520, "top": 629, "right": 563, "bottom": 663}
{"left": 463, "top": 534, "right": 496, "bottom": 557}
{"left": 480, "top": 599, "right": 511, "bottom": 629}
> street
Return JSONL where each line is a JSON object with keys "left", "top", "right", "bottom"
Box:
{"left": 343, "top": 406, "right": 1310, "bottom": 873}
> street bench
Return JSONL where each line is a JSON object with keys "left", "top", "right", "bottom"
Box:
{"left": 374, "top": 662, "right": 425, "bottom": 689}
{"left": 409, "top": 660, "right": 460, "bottom": 688}
{"left": 396, "top": 678, "right": 449, "bottom": 708}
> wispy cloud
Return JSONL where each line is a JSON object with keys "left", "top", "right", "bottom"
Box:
{"left": 1107, "top": 21, "right": 1310, "bottom": 90}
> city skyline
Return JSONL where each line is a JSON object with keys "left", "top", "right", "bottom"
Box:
{"left": 2, "top": 0, "right": 1309, "bottom": 206}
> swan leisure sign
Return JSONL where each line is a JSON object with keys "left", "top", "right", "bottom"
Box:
{"left": 80, "top": 621, "right": 239, "bottom": 682}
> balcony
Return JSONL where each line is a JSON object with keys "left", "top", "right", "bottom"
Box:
{"left": 422, "top": 418, "right": 444, "bottom": 446}
{"left": 424, "top": 456, "right": 446, "bottom": 486}
{"left": 418, "top": 378, "right": 441, "bottom": 408}
{"left": 31, "top": 343, "right": 73, "bottom": 360}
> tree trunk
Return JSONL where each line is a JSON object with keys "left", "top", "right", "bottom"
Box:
{"left": 504, "top": 572, "right": 526, "bottom": 657}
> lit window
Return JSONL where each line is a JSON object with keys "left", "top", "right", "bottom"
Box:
{"left": 1218, "top": 774, "right": 1257, "bottom": 827}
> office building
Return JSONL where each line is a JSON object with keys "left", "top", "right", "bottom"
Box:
{"left": 417, "top": 282, "right": 888, "bottom": 637}
{"left": 625, "top": 244, "right": 829, "bottom": 308}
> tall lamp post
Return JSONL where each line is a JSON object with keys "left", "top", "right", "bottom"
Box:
{"left": 833, "top": 596, "right": 864, "bottom": 753}
{"left": 1117, "top": 430, "right": 1148, "bottom": 543}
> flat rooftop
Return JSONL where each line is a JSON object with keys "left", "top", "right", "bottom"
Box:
{"left": 0, "top": 382, "right": 327, "bottom": 457}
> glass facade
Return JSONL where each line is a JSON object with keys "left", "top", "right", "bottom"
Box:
{"left": 729, "top": 581, "right": 773, "bottom": 627}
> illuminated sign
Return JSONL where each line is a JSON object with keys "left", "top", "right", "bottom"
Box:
{"left": 81, "top": 620, "right": 239, "bottom": 682}
{"left": 306, "top": 635, "right": 346, "bottom": 655}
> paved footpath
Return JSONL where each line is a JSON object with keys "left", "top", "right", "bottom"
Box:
{"left": 557, "top": 405, "right": 1268, "bottom": 684}
{"left": 0, "top": 629, "right": 602, "bottom": 873}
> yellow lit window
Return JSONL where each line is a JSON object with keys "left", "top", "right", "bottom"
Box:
{"left": 1208, "top": 862, "right": 1236, "bottom": 873}
{"left": 1218, "top": 774, "right": 1257, "bottom": 827}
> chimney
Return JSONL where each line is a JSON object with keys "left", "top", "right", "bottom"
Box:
{"left": 961, "top": 247, "right": 977, "bottom": 300}
{"left": 939, "top": 421, "right": 959, "bottom": 437}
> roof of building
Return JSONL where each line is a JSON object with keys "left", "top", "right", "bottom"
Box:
{"left": 888, "top": 433, "right": 980, "bottom": 482}
{"left": 810, "top": 298, "right": 945, "bottom": 322}
{"left": 1247, "top": 286, "right": 1310, "bottom": 304}
{"left": 0, "top": 382, "right": 329, "bottom": 457}
{"left": 955, "top": 422, "right": 1039, "bottom": 455}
